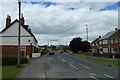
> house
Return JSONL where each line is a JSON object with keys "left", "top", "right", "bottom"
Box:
{"left": 0, "top": 14, "right": 38, "bottom": 58}
{"left": 91, "top": 28, "right": 120, "bottom": 54}
{"left": 99, "top": 28, "right": 120, "bottom": 54}
{"left": 91, "top": 36, "right": 101, "bottom": 53}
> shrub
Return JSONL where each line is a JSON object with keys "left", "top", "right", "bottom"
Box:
{"left": 92, "top": 53, "right": 101, "bottom": 57}
{"left": 2, "top": 56, "right": 28, "bottom": 65}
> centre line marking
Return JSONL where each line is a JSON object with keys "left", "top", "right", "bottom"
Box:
{"left": 68, "top": 63, "right": 78, "bottom": 70}
{"left": 104, "top": 74, "right": 114, "bottom": 79}
{"left": 79, "top": 63, "right": 91, "bottom": 69}
{"left": 61, "top": 59, "right": 67, "bottom": 62}
{"left": 90, "top": 76, "right": 98, "bottom": 80}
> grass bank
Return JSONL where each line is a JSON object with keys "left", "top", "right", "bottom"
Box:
{"left": 73, "top": 54, "right": 120, "bottom": 68}
{"left": 2, "top": 64, "right": 27, "bottom": 79}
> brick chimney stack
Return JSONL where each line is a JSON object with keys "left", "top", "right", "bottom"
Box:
{"left": 20, "top": 13, "right": 25, "bottom": 26}
{"left": 6, "top": 15, "right": 11, "bottom": 28}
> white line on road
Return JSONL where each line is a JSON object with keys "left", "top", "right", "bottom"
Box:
{"left": 68, "top": 63, "right": 78, "bottom": 70}
{"left": 79, "top": 63, "right": 91, "bottom": 70}
{"left": 90, "top": 73, "right": 96, "bottom": 76}
{"left": 61, "top": 59, "right": 67, "bottom": 62}
{"left": 104, "top": 74, "right": 114, "bottom": 79}
{"left": 68, "top": 58, "right": 75, "bottom": 62}
{"left": 90, "top": 76, "right": 98, "bottom": 80}
{"left": 90, "top": 73, "right": 98, "bottom": 80}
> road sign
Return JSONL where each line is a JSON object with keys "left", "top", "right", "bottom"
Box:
{"left": 20, "top": 46, "right": 26, "bottom": 51}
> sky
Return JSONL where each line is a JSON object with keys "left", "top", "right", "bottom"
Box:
{"left": 0, "top": 0, "right": 119, "bottom": 45}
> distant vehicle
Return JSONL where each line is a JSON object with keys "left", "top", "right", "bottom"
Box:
{"left": 60, "top": 51, "right": 63, "bottom": 53}
{"left": 49, "top": 51, "right": 54, "bottom": 55}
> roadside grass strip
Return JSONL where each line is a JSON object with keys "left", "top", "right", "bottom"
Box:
{"left": 73, "top": 54, "right": 120, "bottom": 68}
{"left": 2, "top": 64, "right": 26, "bottom": 78}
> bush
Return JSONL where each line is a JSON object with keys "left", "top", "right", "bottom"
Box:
{"left": 2, "top": 56, "right": 28, "bottom": 65}
{"left": 92, "top": 53, "right": 101, "bottom": 57}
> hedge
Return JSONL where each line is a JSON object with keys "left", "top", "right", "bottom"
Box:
{"left": 2, "top": 56, "right": 28, "bottom": 65}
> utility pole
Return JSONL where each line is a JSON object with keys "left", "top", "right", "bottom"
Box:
{"left": 85, "top": 24, "right": 89, "bottom": 58}
{"left": 18, "top": 0, "right": 21, "bottom": 65}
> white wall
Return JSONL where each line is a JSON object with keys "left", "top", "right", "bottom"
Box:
{"left": 0, "top": 21, "right": 37, "bottom": 47}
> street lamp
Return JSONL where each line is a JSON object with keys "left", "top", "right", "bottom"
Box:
{"left": 85, "top": 23, "right": 89, "bottom": 58}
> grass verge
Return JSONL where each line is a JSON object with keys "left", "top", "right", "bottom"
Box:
{"left": 73, "top": 54, "right": 120, "bottom": 68}
{"left": 2, "top": 64, "right": 27, "bottom": 79}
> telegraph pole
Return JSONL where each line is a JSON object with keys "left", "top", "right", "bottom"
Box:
{"left": 18, "top": 0, "right": 21, "bottom": 65}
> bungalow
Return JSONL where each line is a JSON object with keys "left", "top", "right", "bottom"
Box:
{"left": 0, "top": 14, "right": 38, "bottom": 58}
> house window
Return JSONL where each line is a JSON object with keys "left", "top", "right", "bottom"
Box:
{"left": 96, "top": 43, "right": 98, "bottom": 46}
{"left": 103, "top": 48, "right": 108, "bottom": 53}
{"left": 103, "top": 40, "right": 107, "bottom": 44}
{"left": 111, "top": 38, "right": 118, "bottom": 43}
{"left": 119, "top": 37, "right": 120, "bottom": 42}
{"left": 92, "top": 43, "right": 94, "bottom": 46}
{"left": 99, "top": 41, "right": 102, "bottom": 44}
{"left": 112, "top": 48, "right": 119, "bottom": 53}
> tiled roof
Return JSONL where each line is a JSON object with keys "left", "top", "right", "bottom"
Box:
{"left": 99, "top": 31, "right": 116, "bottom": 40}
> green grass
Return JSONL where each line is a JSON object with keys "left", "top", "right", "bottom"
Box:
{"left": 73, "top": 54, "right": 120, "bottom": 68}
{"left": 0, "top": 66, "right": 2, "bottom": 78}
{"left": 2, "top": 64, "right": 26, "bottom": 79}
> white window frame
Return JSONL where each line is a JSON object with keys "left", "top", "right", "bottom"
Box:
{"left": 103, "top": 48, "right": 108, "bottom": 53}
{"left": 103, "top": 40, "right": 108, "bottom": 44}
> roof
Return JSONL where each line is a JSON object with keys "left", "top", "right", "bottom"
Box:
{"left": 91, "top": 38, "right": 99, "bottom": 44}
{"left": 99, "top": 30, "right": 117, "bottom": 40}
{"left": 0, "top": 19, "right": 38, "bottom": 43}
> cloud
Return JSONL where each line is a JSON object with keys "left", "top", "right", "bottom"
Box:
{"left": 0, "top": 1, "right": 118, "bottom": 45}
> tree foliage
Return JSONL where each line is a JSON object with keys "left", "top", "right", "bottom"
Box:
{"left": 69, "top": 37, "right": 91, "bottom": 53}
{"left": 69, "top": 37, "right": 82, "bottom": 53}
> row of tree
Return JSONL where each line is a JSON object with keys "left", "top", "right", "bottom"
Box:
{"left": 69, "top": 37, "right": 91, "bottom": 53}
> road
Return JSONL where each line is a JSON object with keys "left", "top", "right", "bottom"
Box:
{"left": 16, "top": 51, "right": 119, "bottom": 80}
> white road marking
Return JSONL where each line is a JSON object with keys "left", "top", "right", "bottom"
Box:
{"left": 57, "top": 54, "right": 67, "bottom": 62}
{"left": 90, "top": 76, "right": 98, "bottom": 80}
{"left": 90, "top": 73, "right": 96, "bottom": 76}
{"left": 90, "top": 73, "right": 98, "bottom": 80}
{"left": 104, "top": 74, "right": 114, "bottom": 79}
{"left": 68, "top": 59, "right": 75, "bottom": 62}
{"left": 68, "top": 63, "right": 78, "bottom": 70}
{"left": 61, "top": 59, "right": 67, "bottom": 62}
{"left": 79, "top": 63, "right": 91, "bottom": 69}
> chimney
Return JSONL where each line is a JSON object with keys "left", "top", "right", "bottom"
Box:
{"left": 115, "top": 28, "right": 118, "bottom": 31}
{"left": 6, "top": 15, "right": 11, "bottom": 28}
{"left": 20, "top": 13, "right": 25, "bottom": 26}
{"left": 99, "top": 36, "right": 101, "bottom": 38}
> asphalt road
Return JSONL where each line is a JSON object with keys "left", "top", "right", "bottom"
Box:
{"left": 16, "top": 51, "right": 119, "bottom": 80}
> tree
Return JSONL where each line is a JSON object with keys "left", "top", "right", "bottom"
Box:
{"left": 81, "top": 41, "right": 91, "bottom": 52}
{"left": 69, "top": 37, "right": 82, "bottom": 53}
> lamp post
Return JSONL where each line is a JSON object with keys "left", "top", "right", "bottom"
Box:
{"left": 85, "top": 23, "right": 89, "bottom": 58}
{"left": 18, "top": 0, "right": 21, "bottom": 65}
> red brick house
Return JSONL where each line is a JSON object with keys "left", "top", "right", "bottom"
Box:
{"left": 91, "top": 28, "right": 120, "bottom": 55}
{"left": 0, "top": 14, "right": 38, "bottom": 58}
{"left": 91, "top": 36, "right": 101, "bottom": 53}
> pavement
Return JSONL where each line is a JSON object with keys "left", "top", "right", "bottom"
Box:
{"left": 15, "top": 51, "right": 120, "bottom": 80}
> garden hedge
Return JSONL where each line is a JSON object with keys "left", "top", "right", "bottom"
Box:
{"left": 2, "top": 56, "right": 28, "bottom": 65}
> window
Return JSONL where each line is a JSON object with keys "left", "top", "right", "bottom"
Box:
{"left": 99, "top": 41, "right": 102, "bottom": 44}
{"left": 96, "top": 43, "right": 98, "bottom": 46}
{"left": 111, "top": 38, "right": 118, "bottom": 43}
{"left": 103, "top": 48, "right": 108, "bottom": 53}
{"left": 92, "top": 43, "right": 94, "bottom": 46}
{"left": 112, "top": 48, "right": 119, "bottom": 53}
{"left": 103, "top": 40, "right": 107, "bottom": 44}
{"left": 119, "top": 37, "right": 120, "bottom": 42}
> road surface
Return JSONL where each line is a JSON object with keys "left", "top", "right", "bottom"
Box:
{"left": 16, "top": 51, "right": 119, "bottom": 80}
